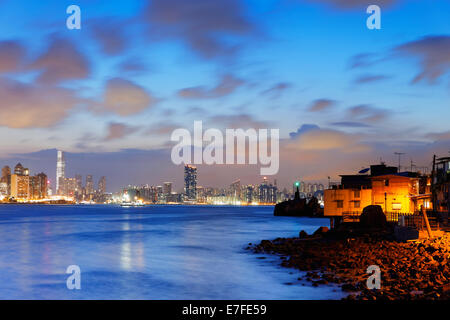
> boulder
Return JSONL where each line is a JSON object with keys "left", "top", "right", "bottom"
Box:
{"left": 299, "top": 230, "right": 308, "bottom": 239}
{"left": 359, "top": 205, "right": 387, "bottom": 229}
{"left": 313, "top": 226, "right": 329, "bottom": 236}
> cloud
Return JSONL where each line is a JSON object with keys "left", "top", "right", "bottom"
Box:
{"left": 0, "top": 40, "right": 26, "bottom": 73}
{"left": 30, "top": 37, "right": 90, "bottom": 84}
{"left": 353, "top": 74, "right": 391, "bottom": 85}
{"left": 90, "top": 19, "right": 127, "bottom": 55}
{"left": 286, "top": 127, "right": 369, "bottom": 153}
{"left": 425, "top": 131, "right": 450, "bottom": 142}
{"left": 289, "top": 124, "right": 320, "bottom": 139}
{"left": 178, "top": 74, "right": 244, "bottom": 99}
{"left": 145, "top": 123, "right": 181, "bottom": 136}
{"left": 118, "top": 58, "right": 151, "bottom": 75}
{"left": 0, "top": 78, "right": 79, "bottom": 129}
{"left": 348, "top": 53, "right": 379, "bottom": 69}
{"left": 208, "top": 114, "right": 271, "bottom": 129}
{"left": 348, "top": 104, "right": 387, "bottom": 123}
{"left": 308, "top": 99, "right": 337, "bottom": 112}
{"left": 330, "top": 121, "right": 371, "bottom": 128}
{"left": 308, "top": 0, "right": 397, "bottom": 10}
{"left": 394, "top": 35, "right": 450, "bottom": 84}
{"left": 97, "top": 78, "right": 157, "bottom": 116}
{"left": 261, "top": 82, "right": 291, "bottom": 98}
{"left": 142, "top": 0, "right": 256, "bottom": 59}
{"left": 104, "top": 122, "right": 137, "bottom": 141}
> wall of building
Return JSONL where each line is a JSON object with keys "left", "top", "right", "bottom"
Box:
{"left": 371, "top": 176, "right": 417, "bottom": 213}
{"left": 324, "top": 188, "right": 372, "bottom": 216}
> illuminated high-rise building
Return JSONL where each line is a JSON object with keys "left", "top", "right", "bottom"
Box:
{"left": 1, "top": 166, "right": 11, "bottom": 196}
{"left": 230, "top": 179, "right": 241, "bottom": 201}
{"left": 86, "top": 175, "right": 94, "bottom": 195}
{"left": 10, "top": 174, "right": 29, "bottom": 199}
{"left": 56, "top": 150, "right": 65, "bottom": 195}
{"left": 14, "top": 163, "right": 28, "bottom": 176}
{"left": 30, "top": 173, "right": 48, "bottom": 199}
{"left": 163, "top": 182, "right": 172, "bottom": 196}
{"left": 184, "top": 165, "right": 197, "bottom": 201}
{"left": 62, "top": 177, "right": 78, "bottom": 197}
{"left": 75, "top": 174, "right": 83, "bottom": 190}
{"left": 98, "top": 176, "right": 106, "bottom": 194}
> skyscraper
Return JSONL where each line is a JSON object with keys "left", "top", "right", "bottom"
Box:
{"left": 163, "top": 182, "right": 172, "bottom": 196}
{"left": 98, "top": 176, "right": 106, "bottom": 194}
{"left": 75, "top": 174, "right": 83, "bottom": 191}
{"left": 56, "top": 150, "right": 65, "bottom": 195}
{"left": 184, "top": 165, "right": 197, "bottom": 201}
{"left": 86, "top": 175, "right": 94, "bottom": 195}
{"left": 1, "top": 166, "right": 11, "bottom": 196}
{"left": 14, "top": 163, "right": 28, "bottom": 176}
{"left": 230, "top": 179, "right": 241, "bottom": 201}
{"left": 30, "top": 173, "right": 48, "bottom": 199}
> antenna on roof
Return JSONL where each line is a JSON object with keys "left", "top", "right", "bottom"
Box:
{"left": 394, "top": 152, "right": 405, "bottom": 172}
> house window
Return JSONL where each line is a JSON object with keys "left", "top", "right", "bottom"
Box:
{"left": 354, "top": 201, "right": 361, "bottom": 208}
{"left": 392, "top": 203, "right": 402, "bottom": 210}
{"left": 336, "top": 200, "right": 344, "bottom": 208}
{"left": 354, "top": 190, "right": 361, "bottom": 198}
{"left": 385, "top": 179, "right": 390, "bottom": 186}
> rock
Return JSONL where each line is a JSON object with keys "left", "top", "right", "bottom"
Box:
{"left": 443, "top": 284, "right": 450, "bottom": 293}
{"left": 313, "top": 226, "right": 329, "bottom": 236}
{"left": 299, "top": 230, "right": 308, "bottom": 239}
{"left": 359, "top": 205, "right": 387, "bottom": 229}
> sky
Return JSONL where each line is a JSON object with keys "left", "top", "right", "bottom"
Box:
{"left": 0, "top": 0, "right": 449, "bottom": 192}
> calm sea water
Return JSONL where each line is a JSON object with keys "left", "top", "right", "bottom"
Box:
{"left": 0, "top": 205, "right": 343, "bottom": 300}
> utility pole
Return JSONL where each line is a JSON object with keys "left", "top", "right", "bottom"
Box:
{"left": 431, "top": 155, "right": 437, "bottom": 213}
{"left": 394, "top": 152, "right": 405, "bottom": 172}
{"left": 410, "top": 158, "right": 415, "bottom": 172}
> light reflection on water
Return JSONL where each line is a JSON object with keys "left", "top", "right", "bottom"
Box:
{"left": 0, "top": 205, "right": 343, "bottom": 300}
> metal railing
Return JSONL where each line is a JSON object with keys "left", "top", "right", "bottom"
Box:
{"left": 341, "top": 211, "right": 444, "bottom": 231}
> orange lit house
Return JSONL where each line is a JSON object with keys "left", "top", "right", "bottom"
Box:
{"left": 324, "top": 164, "right": 432, "bottom": 225}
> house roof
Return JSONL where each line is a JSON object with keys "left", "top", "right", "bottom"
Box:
{"left": 370, "top": 174, "right": 419, "bottom": 181}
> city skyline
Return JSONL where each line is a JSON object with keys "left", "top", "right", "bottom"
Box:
{"left": 0, "top": 0, "right": 449, "bottom": 191}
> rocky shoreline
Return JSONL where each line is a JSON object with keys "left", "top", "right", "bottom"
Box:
{"left": 249, "top": 231, "right": 450, "bottom": 300}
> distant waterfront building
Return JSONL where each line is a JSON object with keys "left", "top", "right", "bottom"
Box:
{"left": 14, "top": 163, "right": 29, "bottom": 176}
{"left": 184, "top": 165, "right": 197, "bottom": 201}
{"left": 1, "top": 166, "right": 11, "bottom": 196}
{"left": 244, "top": 185, "right": 256, "bottom": 203}
{"left": 163, "top": 182, "right": 172, "bottom": 197}
{"left": 230, "top": 179, "right": 242, "bottom": 202}
{"left": 11, "top": 174, "right": 30, "bottom": 199}
{"left": 75, "top": 174, "right": 83, "bottom": 190}
{"left": 98, "top": 176, "right": 106, "bottom": 194}
{"left": 30, "top": 173, "right": 48, "bottom": 199}
{"left": 86, "top": 175, "right": 94, "bottom": 195}
{"left": 259, "top": 181, "right": 277, "bottom": 204}
{"left": 62, "top": 177, "right": 79, "bottom": 197}
{"left": 56, "top": 150, "right": 65, "bottom": 195}
{"left": 0, "top": 182, "right": 7, "bottom": 198}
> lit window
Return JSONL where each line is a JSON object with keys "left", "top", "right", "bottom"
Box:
{"left": 354, "top": 201, "right": 361, "bottom": 208}
{"left": 337, "top": 200, "right": 344, "bottom": 208}
{"left": 354, "top": 190, "right": 361, "bottom": 198}
{"left": 392, "top": 203, "right": 402, "bottom": 210}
